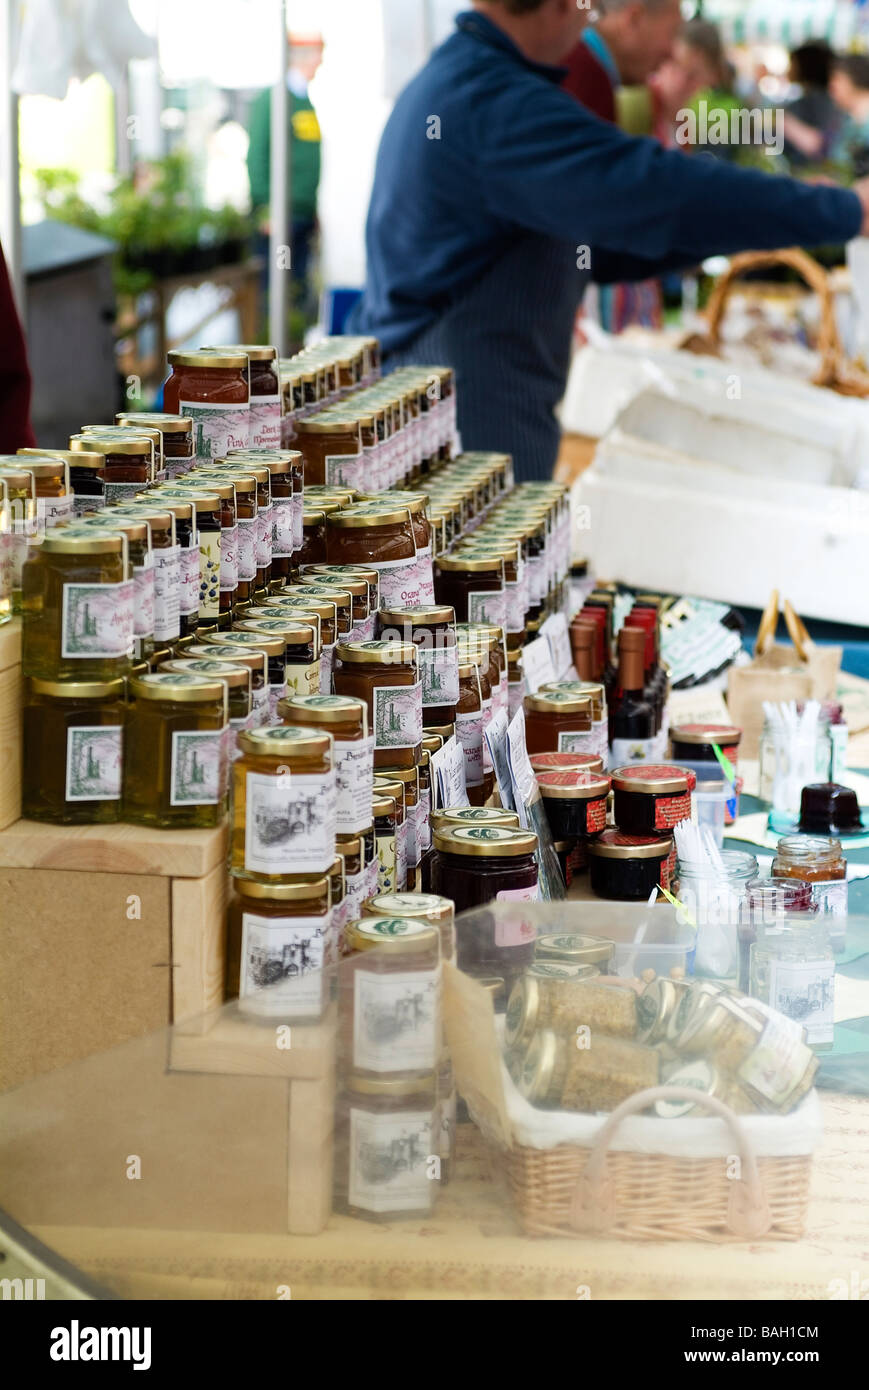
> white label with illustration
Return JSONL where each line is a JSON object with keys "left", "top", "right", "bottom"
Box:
{"left": 336, "top": 733, "right": 376, "bottom": 832}
{"left": 284, "top": 661, "right": 320, "bottom": 701}
{"left": 352, "top": 966, "right": 441, "bottom": 1073}
{"left": 376, "top": 830, "right": 397, "bottom": 893}
{"left": 249, "top": 398, "right": 282, "bottom": 451}
{"left": 768, "top": 958, "right": 835, "bottom": 1047}
{"left": 198, "top": 531, "right": 222, "bottom": 619}
{"left": 418, "top": 644, "right": 460, "bottom": 707}
{"left": 239, "top": 911, "right": 327, "bottom": 1019}
{"left": 152, "top": 544, "right": 181, "bottom": 641}
{"left": 737, "top": 1015, "right": 812, "bottom": 1107}
{"left": 180, "top": 400, "right": 250, "bottom": 462}
{"left": 37, "top": 494, "right": 75, "bottom": 528}
{"left": 132, "top": 559, "right": 156, "bottom": 640}
{"left": 65, "top": 726, "right": 122, "bottom": 801}
{"left": 219, "top": 524, "right": 239, "bottom": 591}
{"left": 558, "top": 729, "right": 598, "bottom": 756}
{"left": 812, "top": 880, "right": 848, "bottom": 918}
{"left": 255, "top": 504, "right": 273, "bottom": 570}
{"left": 292, "top": 492, "right": 303, "bottom": 551}
{"left": 61, "top": 581, "right": 134, "bottom": 660}
{"left": 374, "top": 682, "right": 423, "bottom": 751}
{"left": 348, "top": 1107, "right": 434, "bottom": 1214}
{"left": 326, "top": 452, "right": 364, "bottom": 488}
{"left": 456, "top": 709, "right": 484, "bottom": 786}
{"left": 73, "top": 491, "right": 105, "bottom": 517}
{"left": 170, "top": 730, "right": 223, "bottom": 805}
{"left": 375, "top": 555, "right": 422, "bottom": 610}
{"left": 180, "top": 543, "right": 202, "bottom": 616}
{"left": 243, "top": 770, "right": 337, "bottom": 875}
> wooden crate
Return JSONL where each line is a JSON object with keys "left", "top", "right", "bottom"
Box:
{"left": 0, "top": 620, "right": 22, "bottom": 831}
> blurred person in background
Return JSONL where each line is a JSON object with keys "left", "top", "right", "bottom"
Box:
{"left": 0, "top": 244, "right": 36, "bottom": 452}
{"left": 672, "top": 19, "right": 746, "bottom": 163}
{"left": 350, "top": 0, "right": 869, "bottom": 482}
{"left": 782, "top": 42, "right": 840, "bottom": 168}
{"left": 786, "top": 54, "right": 869, "bottom": 180}
{"left": 247, "top": 34, "right": 323, "bottom": 328}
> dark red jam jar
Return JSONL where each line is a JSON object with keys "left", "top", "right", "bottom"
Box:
{"left": 586, "top": 829, "right": 673, "bottom": 901}
{"left": 537, "top": 770, "right": 611, "bottom": 843}
{"left": 431, "top": 825, "right": 538, "bottom": 990}
{"left": 669, "top": 723, "right": 741, "bottom": 765}
{"left": 611, "top": 764, "right": 695, "bottom": 834}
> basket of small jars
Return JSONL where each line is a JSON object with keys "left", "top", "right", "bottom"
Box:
{"left": 468, "top": 950, "right": 822, "bottom": 1244}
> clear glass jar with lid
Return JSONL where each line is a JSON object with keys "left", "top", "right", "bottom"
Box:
{"left": 325, "top": 506, "right": 418, "bottom": 609}
{"left": 21, "top": 527, "right": 133, "bottom": 680}
{"left": 123, "top": 671, "right": 228, "bottom": 828}
{"left": 335, "top": 1071, "right": 439, "bottom": 1222}
{"left": 372, "top": 790, "right": 401, "bottom": 895}
{"left": 78, "top": 513, "right": 154, "bottom": 664}
{"left": 295, "top": 414, "right": 362, "bottom": 487}
{"left": 163, "top": 349, "right": 251, "bottom": 460}
{"left": 156, "top": 487, "right": 223, "bottom": 628}
{"left": 771, "top": 835, "right": 847, "bottom": 919}
{"left": 164, "top": 657, "right": 252, "bottom": 751}
{"left": 333, "top": 639, "right": 422, "bottom": 770}
{"left": 184, "top": 641, "right": 268, "bottom": 725}
{"left": 524, "top": 690, "right": 593, "bottom": 757}
{"left": 363, "top": 892, "right": 455, "bottom": 962}
{"left": 672, "top": 991, "right": 817, "bottom": 1113}
{"left": 23, "top": 676, "right": 125, "bottom": 823}
{"left": 205, "top": 343, "right": 281, "bottom": 450}
{"left": 1, "top": 465, "right": 37, "bottom": 613}
{"left": 70, "top": 433, "right": 152, "bottom": 501}
{"left": 81, "top": 423, "right": 162, "bottom": 481}
{"left": 226, "top": 873, "right": 331, "bottom": 1021}
{"left": 20, "top": 445, "right": 104, "bottom": 516}
{"left": 374, "top": 777, "right": 409, "bottom": 891}
{"left": 518, "top": 1027, "right": 659, "bottom": 1112}
{"left": 117, "top": 412, "right": 194, "bottom": 478}
{"left": 676, "top": 850, "right": 759, "bottom": 981}
{"left": 226, "top": 449, "right": 303, "bottom": 580}
{"left": 434, "top": 552, "right": 506, "bottom": 630}
{"left": 377, "top": 603, "right": 459, "bottom": 726}
{"left": 337, "top": 831, "right": 369, "bottom": 943}
{"left": 112, "top": 504, "right": 181, "bottom": 648}
{"left": 377, "top": 765, "right": 421, "bottom": 886}
{"left": 342, "top": 915, "right": 442, "bottom": 1076}
{"left": 196, "top": 469, "right": 258, "bottom": 603}
{"left": 231, "top": 725, "right": 337, "bottom": 878}
{"left": 278, "top": 693, "right": 374, "bottom": 834}
{"left": 236, "top": 616, "right": 320, "bottom": 708}
{"left": 2, "top": 454, "right": 72, "bottom": 528}
{"left": 750, "top": 916, "right": 835, "bottom": 1050}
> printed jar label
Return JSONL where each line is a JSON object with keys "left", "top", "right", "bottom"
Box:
{"left": 65, "top": 726, "right": 122, "bottom": 801}
{"left": 37, "top": 494, "right": 75, "bottom": 528}
{"left": 812, "top": 880, "right": 848, "bottom": 918}
{"left": 256, "top": 505, "right": 273, "bottom": 569}
{"left": 353, "top": 612, "right": 378, "bottom": 642}
{"left": 396, "top": 817, "right": 408, "bottom": 890}
{"left": 239, "top": 911, "right": 327, "bottom": 1019}
{"left": 267, "top": 681, "right": 287, "bottom": 724}
{"left": 284, "top": 661, "right": 320, "bottom": 701}
{"left": 319, "top": 643, "right": 335, "bottom": 695}
{"left": 765, "top": 961, "right": 835, "bottom": 1047}
{"left": 291, "top": 492, "right": 303, "bottom": 551}
{"left": 179, "top": 543, "right": 201, "bottom": 617}
{"left": 375, "top": 555, "right": 422, "bottom": 610}
{"left": 272, "top": 497, "right": 294, "bottom": 558}
{"left": 343, "top": 869, "right": 369, "bottom": 939}
{"left": 655, "top": 791, "right": 692, "bottom": 831}
{"left": 468, "top": 588, "right": 506, "bottom": 631}
{"left": 456, "top": 708, "right": 484, "bottom": 786}
{"left": 219, "top": 524, "right": 239, "bottom": 591}
{"left": 61, "top": 581, "right": 134, "bottom": 660}
{"left": 198, "top": 531, "right": 221, "bottom": 619}
{"left": 414, "top": 544, "right": 435, "bottom": 604}
{"left": 326, "top": 452, "right": 363, "bottom": 488}
{"left": 737, "top": 1015, "right": 812, "bottom": 1108}
{"left": 611, "top": 737, "right": 657, "bottom": 766}
{"left": 237, "top": 517, "right": 257, "bottom": 581}
{"left": 494, "top": 891, "right": 538, "bottom": 945}
{"left": 104, "top": 481, "right": 145, "bottom": 504}
{"left": 249, "top": 398, "right": 282, "bottom": 451}
{"left": 132, "top": 560, "right": 156, "bottom": 640}
{"left": 419, "top": 784, "right": 432, "bottom": 852}
{"left": 180, "top": 400, "right": 251, "bottom": 461}
{"left": 506, "top": 577, "right": 525, "bottom": 634}
{"left": 153, "top": 545, "right": 181, "bottom": 641}
{"left": 170, "top": 730, "right": 223, "bottom": 805}
{"left": 335, "top": 733, "right": 376, "bottom": 833}
{"left": 352, "top": 966, "right": 441, "bottom": 1073}
{"left": 374, "top": 682, "right": 422, "bottom": 751}
{"left": 585, "top": 798, "right": 607, "bottom": 834}
{"left": 376, "top": 831, "right": 398, "bottom": 894}
{"left": 418, "top": 645, "right": 460, "bottom": 707}
{"left": 73, "top": 490, "right": 106, "bottom": 517}
{"left": 348, "top": 1107, "right": 434, "bottom": 1214}
{"left": 243, "top": 770, "right": 336, "bottom": 875}
{"left": 558, "top": 729, "right": 597, "bottom": 756}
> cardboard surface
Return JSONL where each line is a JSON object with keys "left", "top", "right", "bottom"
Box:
{"left": 0, "top": 619, "right": 22, "bottom": 831}
{"left": 443, "top": 962, "right": 512, "bottom": 1150}
{"left": 0, "top": 819, "right": 227, "bottom": 878}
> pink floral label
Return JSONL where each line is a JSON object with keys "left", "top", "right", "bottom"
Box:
{"left": 255, "top": 506, "right": 272, "bottom": 569}
{"left": 62, "top": 581, "right": 134, "bottom": 659}
{"left": 219, "top": 525, "right": 239, "bottom": 590}
{"left": 272, "top": 498, "right": 294, "bottom": 558}
{"left": 250, "top": 399, "right": 282, "bottom": 450}
{"left": 456, "top": 709, "right": 484, "bottom": 786}
{"left": 237, "top": 517, "right": 257, "bottom": 580}
{"left": 415, "top": 544, "right": 435, "bottom": 604}
{"left": 326, "top": 452, "right": 364, "bottom": 487}
{"left": 376, "top": 555, "right": 421, "bottom": 609}
{"left": 180, "top": 545, "right": 201, "bottom": 616}
{"left": 181, "top": 401, "right": 250, "bottom": 462}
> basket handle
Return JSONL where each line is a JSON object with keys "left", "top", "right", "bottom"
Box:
{"left": 568, "top": 1085, "right": 772, "bottom": 1239}
{"left": 704, "top": 247, "right": 842, "bottom": 388}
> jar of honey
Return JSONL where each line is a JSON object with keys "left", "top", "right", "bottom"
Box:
{"left": 335, "top": 1072, "right": 438, "bottom": 1222}
{"left": 342, "top": 915, "right": 442, "bottom": 1076}
{"left": 231, "top": 726, "right": 337, "bottom": 878}
{"left": 278, "top": 693, "right": 374, "bottom": 834}
{"left": 23, "top": 676, "right": 125, "bottom": 823}
{"left": 123, "top": 671, "right": 227, "bottom": 828}
{"left": 226, "top": 873, "right": 331, "bottom": 1021}
{"left": 22, "top": 528, "right": 133, "bottom": 680}
{"left": 771, "top": 835, "right": 847, "bottom": 918}
{"left": 236, "top": 618, "right": 320, "bottom": 706}
{"left": 117, "top": 412, "right": 194, "bottom": 479}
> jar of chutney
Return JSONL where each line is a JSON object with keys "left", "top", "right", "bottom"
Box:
{"left": 123, "top": 671, "right": 228, "bottom": 828}
{"left": 21, "top": 528, "right": 133, "bottom": 680}
{"left": 23, "top": 676, "right": 125, "bottom": 823}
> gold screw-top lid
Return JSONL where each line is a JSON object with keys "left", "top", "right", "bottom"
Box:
{"left": 524, "top": 691, "right": 592, "bottom": 715}
{"left": 236, "top": 618, "right": 316, "bottom": 646}
{"left": 259, "top": 596, "right": 334, "bottom": 621}
{"left": 363, "top": 892, "right": 454, "bottom": 924}
{"left": 345, "top": 916, "right": 439, "bottom": 954}
{"left": 432, "top": 825, "right": 538, "bottom": 858}
{"left": 39, "top": 528, "right": 126, "bottom": 555}
{"left": 129, "top": 672, "right": 226, "bottom": 703}
{"left": 232, "top": 873, "right": 329, "bottom": 903}
{"left": 82, "top": 513, "right": 150, "bottom": 542}
{"left": 70, "top": 434, "right": 152, "bottom": 458}
{"left": 534, "top": 934, "right": 615, "bottom": 965}
{"left": 153, "top": 491, "right": 219, "bottom": 513}
{"left": 346, "top": 1072, "right": 437, "bottom": 1099}
{"left": 430, "top": 806, "right": 520, "bottom": 830}
{"left": 326, "top": 506, "right": 416, "bottom": 529}
{"left": 30, "top": 677, "right": 125, "bottom": 699}
{"left": 378, "top": 604, "right": 456, "bottom": 627}
{"left": 517, "top": 1029, "right": 560, "bottom": 1106}
{"left": 117, "top": 412, "right": 193, "bottom": 435}
{"left": 610, "top": 764, "right": 691, "bottom": 795}
{"left": 167, "top": 349, "right": 249, "bottom": 370}
{"left": 209, "top": 629, "right": 285, "bottom": 658}
{"left": 171, "top": 478, "right": 236, "bottom": 501}
{"left": 278, "top": 694, "right": 367, "bottom": 730}
{"left": 372, "top": 792, "right": 398, "bottom": 818}
{"left": 334, "top": 639, "right": 417, "bottom": 666}
{"left": 184, "top": 644, "right": 266, "bottom": 672}
{"left": 535, "top": 771, "right": 611, "bottom": 801}
{"left": 202, "top": 343, "right": 277, "bottom": 362}
{"left": 435, "top": 553, "right": 504, "bottom": 573}
{"left": 236, "top": 725, "right": 332, "bottom": 759}
{"left": 586, "top": 829, "right": 673, "bottom": 860}
{"left": 163, "top": 658, "right": 250, "bottom": 689}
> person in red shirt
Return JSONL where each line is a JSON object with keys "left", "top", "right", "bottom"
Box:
{"left": 563, "top": 0, "right": 683, "bottom": 121}
{"left": 0, "top": 245, "right": 36, "bottom": 451}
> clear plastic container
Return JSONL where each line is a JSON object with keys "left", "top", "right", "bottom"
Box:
{"left": 692, "top": 780, "right": 731, "bottom": 849}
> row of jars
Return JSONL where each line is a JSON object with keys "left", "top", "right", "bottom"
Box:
{"left": 279, "top": 334, "right": 382, "bottom": 431}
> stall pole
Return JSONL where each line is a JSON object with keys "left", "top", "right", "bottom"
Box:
{"left": 269, "top": 0, "right": 291, "bottom": 355}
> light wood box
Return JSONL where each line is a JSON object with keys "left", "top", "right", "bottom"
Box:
{"left": 0, "top": 619, "right": 22, "bottom": 830}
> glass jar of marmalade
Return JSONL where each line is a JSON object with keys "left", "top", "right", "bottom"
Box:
{"left": 278, "top": 693, "right": 374, "bottom": 834}
{"left": 70, "top": 435, "right": 152, "bottom": 503}
{"left": 207, "top": 344, "right": 281, "bottom": 450}
{"left": 333, "top": 639, "right": 422, "bottom": 770}
{"left": 524, "top": 691, "right": 593, "bottom": 756}
{"left": 377, "top": 603, "right": 458, "bottom": 726}
{"left": 157, "top": 488, "right": 222, "bottom": 628}
{"left": 22, "top": 528, "right": 133, "bottom": 680}
{"left": 342, "top": 915, "right": 442, "bottom": 1076}
{"left": 117, "top": 412, "right": 194, "bottom": 479}
{"left": 163, "top": 350, "right": 251, "bottom": 461}
{"left": 434, "top": 553, "right": 506, "bottom": 630}
{"left": 226, "top": 873, "right": 331, "bottom": 1021}
{"left": 335, "top": 1072, "right": 438, "bottom": 1222}
{"left": 231, "top": 726, "right": 337, "bottom": 878}
{"left": 23, "top": 676, "right": 125, "bottom": 823}
{"left": 295, "top": 415, "right": 362, "bottom": 487}
{"left": 771, "top": 835, "right": 848, "bottom": 919}
{"left": 326, "top": 506, "right": 419, "bottom": 609}
{"left": 236, "top": 617, "right": 320, "bottom": 708}
{"left": 123, "top": 671, "right": 227, "bottom": 828}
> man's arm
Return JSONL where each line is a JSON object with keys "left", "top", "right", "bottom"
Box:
{"left": 476, "top": 84, "right": 862, "bottom": 260}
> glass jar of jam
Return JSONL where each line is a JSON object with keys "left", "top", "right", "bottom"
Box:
{"left": 226, "top": 873, "right": 331, "bottom": 1021}
{"left": 78, "top": 513, "right": 154, "bottom": 664}
{"left": 377, "top": 765, "right": 421, "bottom": 887}
{"left": 610, "top": 764, "right": 694, "bottom": 834}
{"left": 433, "top": 553, "right": 506, "bottom": 631}
{"left": 157, "top": 488, "right": 223, "bottom": 628}
{"left": 23, "top": 676, "right": 125, "bottom": 823}
{"left": 22, "top": 528, "right": 133, "bottom": 680}
{"left": 524, "top": 691, "right": 593, "bottom": 757}
{"left": 586, "top": 829, "right": 673, "bottom": 900}
{"left": 257, "top": 595, "right": 335, "bottom": 692}
{"left": 123, "top": 671, "right": 227, "bottom": 828}
{"left": 374, "top": 777, "right": 409, "bottom": 891}
{"left": 70, "top": 433, "right": 152, "bottom": 503}
{"left": 430, "top": 824, "right": 539, "bottom": 974}
{"left": 335, "top": 1071, "right": 438, "bottom": 1222}
{"left": 295, "top": 415, "right": 362, "bottom": 487}
{"left": 430, "top": 806, "right": 521, "bottom": 834}
{"left": 333, "top": 639, "right": 422, "bottom": 770}
{"left": 21, "top": 447, "right": 104, "bottom": 517}
{"left": 83, "top": 423, "right": 163, "bottom": 481}
{"left": 326, "top": 506, "right": 419, "bottom": 609}
{"left": 337, "top": 831, "right": 369, "bottom": 944}
{"left": 373, "top": 790, "right": 402, "bottom": 894}
{"left": 362, "top": 492, "right": 433, "bottom": 601}
{"left": 537, "top": 770, "right": 611, "bottom": 844}
{"left": 207, "top": 627, "right": 286, "bottom": 722}
{"left": 163, "top": 350, "right": 251, "bottom": 461}
{"left": 228, "top": 451, "right": 301, "bottom": 582}
{"left": 236, "top": 617, "right": 320, "bottom": 708}
{"left": 363, "top": 892, "right": 456, "bottom": 963}
{"left": 199, "top": 470, "right": 258, "bottom": 603}
{"left": 3, "top": 455, "right": 72, "bottom": 529}
{"left": 231, "top": 725, "right": 337, "bottom": 878}
{"left": 378, "top": 603, "right": 458, "bottom": 726}
{"left": 308, "top": 571, "right": 371, "bottom": 638}
{"left": 771, "top": 835, "right": 847, "bottom": 919}
{"left": 670, "top": 723, "right": 741, "bottom": 767}
{"left": 117, "top": 412, "right": 194, "bottom": 479}
{"left": 453, "top": 657, "right": 487, "bottom": 804}
{"left": 343, "top": 915, "right": 442, "bottom": 1077}
{"left": 278, "top": 693, "right": 374, "bottom": 834}
{"left": 529, "top": 751, "right": 605, "bottom": 776}
{"left": 177, "top": 478, "right": 239, "bottom": 623}
{"left": 306, "top": 562, "right": 380, "bottom": 615}
{"left": 113, "top": 504, "right": 182, "bottom": 648}
{"left": 185, "top": 642, "right": 269, "bottom": 726}
{"left": 455, "top": 540, "right": 524, "bottom": 644}
{"left": 207, "top": 344, "right": 281, "bottom": 450}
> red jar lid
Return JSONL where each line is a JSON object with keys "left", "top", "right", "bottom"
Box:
{"left": 530, "top": 751, "right": 604, "bottom": 774}
{"left": 611, "top": 764, "right": 695, "bottom": 794}
{"left": 587, "top": 828, "right": 673, "bottom": 859}
{"left": 536, "top": 771, "right": 611, "bottom": 801}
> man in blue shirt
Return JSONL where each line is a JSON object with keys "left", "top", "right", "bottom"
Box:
{"left": 349, "top": 0, "right": 868, "bottom": 481}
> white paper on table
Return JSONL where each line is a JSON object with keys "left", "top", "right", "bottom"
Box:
{"left": 431, "top": 735, "right": 467, "bottom": 810}
{"left": 541, "top": 612, "right": 573, "bottom": 680}
{"left": 506, "top": 709, "right": 537, "bottom": 830}
{"left": 485, "top": 708, "right": 514, "bottom": 811}
{"left": 521, "top": 636, "right": 557, "bottom": 694}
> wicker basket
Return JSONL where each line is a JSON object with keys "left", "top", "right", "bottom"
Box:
{"left": 507, "top": 1086, "right": 813, "bottom": 1243}
{"left": 681, "top": 246, "right": 869, "bottom": 399}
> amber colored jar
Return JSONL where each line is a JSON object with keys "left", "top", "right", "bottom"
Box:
{"left": 538, "top": 771, "right": 611, "bottom": 843}
{"left": 123, "top": 671, "right": 227, "bottom": 828}
{"left": 297, "top": 507, "right": 327, "bottom": 572}
{"left": 342, "top": 915, "right": 442, "bottom": 1076}
{"left": 326, "top": 506, "right": 419, "bottom": 609}
{"left": 378, "top": 764, "right": 421, "bottom": 883}
{"left": 236, "top": 617, "right": 319, "bottom": 709}
{"left": 333, "top": 639, "right": 422, "bottom": 770}
{"left": 295, "top": 415, "right": 362, "bottom": 487}
{"left": 611, "top": 764, "right": 694, "bottom": 834}
{"left": 163, "top": 658, "right": 252, "bottom": 754}
{"left": 205, "top": 344, "right": 280, "bottom": 450}
{"left": 377, "top": 603, "right": 458, "bottom": 725}
{"left": 364, "top": 892, "right": 456, "bottom": 963}
{"left": 433, "top": 553, "right": 506, "bottom": 632}
{"left": 252, "top": 596, "right": 334, "bottom": 691}
{"left": 304, "top": 571, "right": 371, "bottom": 635}
{"left": 228, "top": 449, "right": 303, "bottom": 576}
{"left": 77, "top": 513, "right": 154, "bottom": 664}
{"left": 335, "top": 1071, "right": 438, "bottom": 1222}
{"left": 338, "top": 831, "right": 368, "bottom": 942}
{"left": 771, "top": 835, "right": 848, "bottom": 917}
{"left": 231, "top": 725, "right": 337, "bottom": 878}
{"left": 305, "top": 562, "right": 380, "bottom": 617}
{"left": 117, "top": 412, "right": 194, "bottom": 479}
{"left": 359, "top": 491, "right": 433, "bottom": 601}
{"left": 226, "top": 873, "right": 331, "bottom": 1021}
{"left": 3, "top": 455, "right": 73, "bottom": 529}
{"left": 456, "top": 540, "right": 524, "bottom": 644}
{"left": 284, "top": 583, "right": 353, "bottom": 638}
{"left": 21, "top": 528, "right": 133, "bottom": 681}
{"left": 70, "top": 434, "right": 152, "bottom": 504}
{"left": 587, "top": 829, "right": 673, "bottom": 900}
{"left": 458, "top": 623, "right": 508, "bottom": 717}
{"left": 524, "top": 691, "right": 593, "bottom": 757}
{"left": 23, "top": 676, "right": 125, "bottom": 824}
{"left": 185, "top": 642, "right": 268, "bottom": 725}
{"left": 82, "top": 423, "right": 164, "bottom": 482}
{"left": 163, "top": 349, "right": 250, "bottom": 461}
{"left": 197, "top": 469, "right": 258, "bottom": 602}
{"left": 374, "top": 777, "right": 409, "bottom": 891}
{"left": 455, "top": 658, "right": 487, "bottom": 803}
{"left": 19, "top": 446, "right": 104, "bottom": 517}
{"left": 278, "top": 693, "right": 374, "bottom": 834}
{"left": 112, "top": 504, "right": 182, "bottom": 647}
